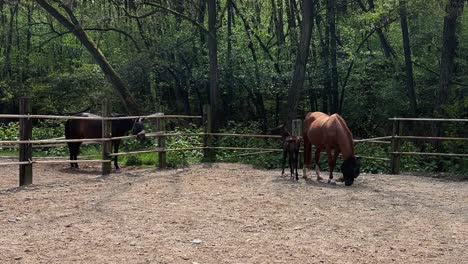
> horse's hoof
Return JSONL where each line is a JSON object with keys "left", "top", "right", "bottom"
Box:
{"left": 328, "top": 179, "right": 336, "bottom": 185}
{"left": 317, "top": 176, "right": 323, "bottom": 181}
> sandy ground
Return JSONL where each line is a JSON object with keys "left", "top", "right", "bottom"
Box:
{"left": 0, "top": 161, "right": 467, "bottom": 264}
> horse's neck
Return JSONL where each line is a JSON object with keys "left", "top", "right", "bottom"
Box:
{"left": 281, "top": 130, "right": 291, "bottom": 141}
{"left": 112, "top": 119, "right": 134, "bottom": 134}
{"left": 336, "top": 120, "right": 354, "bottom": 159}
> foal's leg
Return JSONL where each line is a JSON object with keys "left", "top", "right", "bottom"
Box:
{"left": 314, "top": 147, "right": 323, "bottom": 181}
{"left": 294, "top": 145, "right": 300, "bottom": 180}
{"left": 281, "top": 149, "right": 287, "bottom": 177}
{"left": 303, "top": 136, "right": 311, "bottom": 179}
{"left": 289, "top": 148, "right": 294, "bottom": 178}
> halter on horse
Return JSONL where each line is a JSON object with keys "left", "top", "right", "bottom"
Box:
{"left": 303, "top": 112, "right": 360, "bottom": 186}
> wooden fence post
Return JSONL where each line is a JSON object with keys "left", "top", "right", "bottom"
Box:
{"left": 155, "top": 114, "right": 166, "bottom": 168}
{"left": 390, "top": 119, "right": 402, "bottom": 174}
{"left": 203, "top": 104, "right": 213, "bottom": 161}
{"left": 19, "top": 97, "right": 33, "bottom": 186}
{"left": 101, "top": 98, "right": 112, "bottom": 175}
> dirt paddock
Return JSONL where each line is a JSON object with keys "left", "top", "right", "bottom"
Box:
{"left": 0, "top": 162, "right": 467, "bottom": 264}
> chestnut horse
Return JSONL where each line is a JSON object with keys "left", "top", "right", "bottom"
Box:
{"left": 270, "top": 124, "right": 301, "bottom": 180}
{"left": 65, "top": 113, "right": 145, "bottom": 170}
{"left": 303, "top": 112, "right": 360, "bottom": 186}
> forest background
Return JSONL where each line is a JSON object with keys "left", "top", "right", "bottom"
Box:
{"left": 0, "top": 0, "right": 466, "bottom": 174}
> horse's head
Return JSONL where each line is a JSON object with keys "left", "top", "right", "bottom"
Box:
{"left": 132, "top": 117, "right": 146, "bottom": 140}
{"left": 340, "top": 156, "right": 361, "bottom": 186}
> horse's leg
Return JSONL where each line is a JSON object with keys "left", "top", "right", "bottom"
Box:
{"left": 281, "top": 149, "right": 287, "bottom": 177}
{"left": 294, "top": 145, "right": 299, "bottom": 180}
{"left": 74, "top": 143, "right": 82, "bottom": 168}
{"left": 289, "top": 149, "right": 294, "bottom": 178}
{"left": 333, "top": 148, "right": 345, "bottom": 182}
{"left": 303, "top": 136, "right": 311, "bottom": 179}
{"left": 326, "top": 146, "right": 336, "bottom": 184}
{"left": 67, "top": 143, "right": 75, "bottom": 168}
{"left": 113, "top": 140, "right": 120, "bottom": 170}
{"left": 314, "top": 147, "right": 323, "bottom": 181}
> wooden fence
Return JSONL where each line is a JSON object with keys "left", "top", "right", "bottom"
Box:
{"left": 389, "top": 117, "right": 468, "bottom": 174}
{"left": 1, "top": 97, "right": 466, "bottom": 187}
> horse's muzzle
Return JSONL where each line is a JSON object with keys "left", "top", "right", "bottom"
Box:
{"left": 136, "top": 130, "right": 146, "bottom": 140}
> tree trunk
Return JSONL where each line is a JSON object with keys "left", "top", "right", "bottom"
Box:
{"left": 432, "top": 0, "right": 465, "bottom": 153}
{"left": 207, "top": 0, "right": 220, "bottom": 131}
{"left": 316, "top": 3, "right": 330, "bottom": 113}
{"left": 271, "top": 0, "right": 285, "bottom": 45}
{"left": 235, "top": 3, "right": 268, "bottom": 132}
{"left": 327, "top": 0, "right": 339, "bottom": 113}
{"left": 435, "top": 0, "right": 465, "bottom": 116}
{"left": 25, "top": 3, "right": 33, "bottom": 80}
{"left": 366, "top": 0, "right": 396, "bottom": 58}
{"left": 286, "top": 0, "right": 315, "bottom": 126}
{"left": 226, "top": 0, "right": 234, "bottom": 115}
{"left": 399, "top": 1, "right": 417, "bottom": 116}
{"left": 36, "top": 0, "right": 142, "bottom": 115}
{"left": 2, "top": 3, "right": 18, "bottom": 79}
{"left": 285, "top": 0, "right": 298, "bottom": 57}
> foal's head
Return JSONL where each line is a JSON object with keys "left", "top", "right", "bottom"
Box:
{"left": 269, "top": 124, "right": 291, "bottom": 139}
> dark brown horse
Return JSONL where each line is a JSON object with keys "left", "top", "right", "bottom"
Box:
{"left": 65, "top": 113, "right": 145, "bottom": 169}
{"left": 270, "top": 124, "right": 301, "bottom": 180}
{"left": 303, "top": 112, "right": 360, "bottom": 186}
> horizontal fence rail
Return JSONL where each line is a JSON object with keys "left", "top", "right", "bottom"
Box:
{"left": 391, "top": 152, "right": 468, "bottom": 158}
{"left": 389, "top": 117, "right": 468, "bottom": 122}
{"left": 3, "top": 99, "right": 466, "bottom": 189}
{"left": 0, "top": 114, "right": 202, "bottom": 120}
{"left": 389, "top": 117, "right": 467, "bottom": 174}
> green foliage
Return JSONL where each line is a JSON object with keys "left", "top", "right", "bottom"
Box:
{"left": 215, "top": 121, "right": 282, "bottom": 169}
{"left": 354, "top": 143, "right": 389, "bottom": 174}
{"left": 0, "top": 0, "right": 467, "bottom": 176}
{"left": 166, "top": 125, "right": 204, "bottom": 167}
{"left": 0, "top": 122, "right": 18, "bottom": 140}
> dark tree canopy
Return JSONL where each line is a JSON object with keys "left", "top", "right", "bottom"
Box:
{"left": 0, "top": 0, "right": 466, "bottom": 139}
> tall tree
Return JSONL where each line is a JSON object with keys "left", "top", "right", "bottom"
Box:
{"left": 435, "top": 0, "right": 465, "bottom": 116}
{"left": 226, "top": 0, "right": 234, "bottom": 111}
{"left": 357, "top": 0, "right": 396, "bottom": 58}
{"left": 285, "top": 0, "right": 315, "bottom": 126}
{"left": 207, "top": 0, "right": 220, "bottom": 131}
{"left": 285, "top": 0, "right": 298, "bottom": 56}
{"left": 327, "top": 0, "right": 339, "bottom": 113}
{"left": 36, "top": 0, "right": 142, "bottom": 115}
{"left": 315, "top": 1, "right": 331, "bottom": 113}
{"left": 399, "top": 0, "right": 417, "bottom": 116}
{"left": 234, "top": 3, "right": 268, "bottom": 132}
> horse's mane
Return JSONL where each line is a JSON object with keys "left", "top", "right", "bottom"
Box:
{"left": 332, "top": 114, "right": 355, "bottom": 158}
